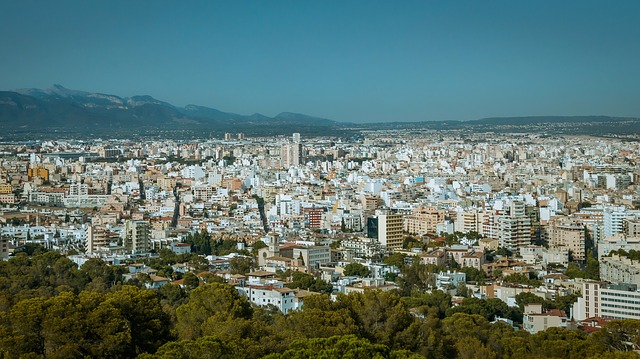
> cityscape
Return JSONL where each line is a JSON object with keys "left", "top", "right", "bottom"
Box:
{"left": 1, "top": 127, "right": 640, "bottom": 357}
{"left": 2, "top": 1, "right": 640, "bottom": 358}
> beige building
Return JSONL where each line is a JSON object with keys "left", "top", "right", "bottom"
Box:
{"left": 523, "top": 303, "right": 568, "bottom": 334}
{"left": 377, "top": 213, "right": 403, "bottom": 251}
{"left": 86, "top": 225, "right": 117, "bottom": 254}
{"left": 404, "top": 206, "right": 446, "bottom": 236}
{"left": 548, "top": 217, "right": 586, "bottom": 262}
{"left": 600, "top": 254, "right": 640, "bottom": 286}
{"left": 421, "top": 249, "right": 447, "bottom": 267}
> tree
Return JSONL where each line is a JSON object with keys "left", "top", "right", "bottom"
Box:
{"left": 585, "top": 250, "right": 600, "bottom": 280}
{"left": 230, "top": 257, "right": 253, "bottom": 275}
{"left": 262, "top": 335, "right": 423, "bottom": 359}
{"left": 458, "top": 267, "right": 487, "bottom": 284}
{"left": 183, "top": 272, "right": 200, "bottom": 289}
{"left": 515, "top": 292, "right": 545, "bottom": 311}
{"left": 287, "top": 272, "right": 333, "bottom": 294}
{"left": 456, "top": 282, "right": 471, "bottom": 297}
{"left": 175, "top": 283, "right": 252, "bottom": 340}
{"left": 149, "top": 336, "right": 249, "bottom": 359}
{"left": 104, "top": 285, "right": 172, "bottom": 355}
{"left": 252, "top": 241, "right": 268, "bottom": 256}
{"left": 343, "top": 263, "right": 371, "bottom": 277}
{"left": 383, "top": 253, "right": 407, "bottom": 270}
{"left": 402, "top": 289, "right": 452, "bottom": 319}
{"left": 337, "top": 290, "right": 414, "bottom": 347}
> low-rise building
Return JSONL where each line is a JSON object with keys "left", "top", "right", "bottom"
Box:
{"left": 523, "top": 303, "right": 568, "bottom": 334}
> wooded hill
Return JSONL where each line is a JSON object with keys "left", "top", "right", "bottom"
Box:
{"left": 0, "top": 250, "right": 638, "bottom": 358}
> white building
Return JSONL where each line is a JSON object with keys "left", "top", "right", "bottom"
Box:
{"left": 572, "top": 281, "right": 640, "bottom": 320}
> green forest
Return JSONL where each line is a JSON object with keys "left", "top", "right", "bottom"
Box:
{"left": 1, "top": 251, "right": 639, "bottom": 358}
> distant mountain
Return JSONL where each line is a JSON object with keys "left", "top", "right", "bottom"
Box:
{"left": 2, "top": 85, "right": 639, "bottom": 138}
{"left": 0, "top": 85, "right": 340, "bottom": 135}
{"left": 472, "top": 115, "right": 635, "bottom": 125}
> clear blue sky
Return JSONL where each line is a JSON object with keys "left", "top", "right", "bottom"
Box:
{"left": 1, "top": 1, "right": 639, "bottom": 122}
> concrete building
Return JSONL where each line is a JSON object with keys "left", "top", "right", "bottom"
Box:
{"left": 604, "top": 206, "right": 629, "bottom": 237}
{"left": 85, "top": 225, "right": 118, "bottom": 254}
{"left": 281, "top": 142, "right": 302, "bottom": 168}
{"left": 124, "top": 220, "right": 151, "bottom": 254}
{"left": 572, "top": 281, "right": 640, "bottom": 321}
{"left": 498, "top": 200, "right": 532, "bottom": 252}
{"left": 523, "top": 303, "right": 568, "bottom": 334}
{"left": 377, "top": 213, "right": 404, "bottom": 251}
{"left": 548, "top": 217, "right": 586, "bottom": 262}
{"left": 292, "top": 245, "right": 331, "bottom": 269}
{"left": 404, "top": 206, "right": 446, "bottom": 236}
{"left": 600, "top": 254, "right": 640, "bottom": 287}
{"left": 0, "top": 236, "right": 9, "bottom": 260}
{"left": 435, "top": 271, "right": 466, "bottom": 290}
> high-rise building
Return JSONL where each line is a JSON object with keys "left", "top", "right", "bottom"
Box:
{"left": 281, "top": 142, "right": 302, "bottom": 168}
{"left": 86, "top": 225, "right": 117, "bottom": 254}
{"left": 548, "top": 217, "right": 586, "bottom": 262}
{"left": 404, "top": 206, "right": 446, "bottom": 235}
{"left": 124, "top": 220, "right": 151, "bottom": 254}
{"left": 604, "top": 206, "right": 629, "bottom": 237}
{"left": 292, "top": 132, "right": 301, "bottom": 143}
{"left": 498, "top": 200, "right": 532, "bottom": 252}
{"left": 377, "top": 213, "right": 403, "bottom": 251}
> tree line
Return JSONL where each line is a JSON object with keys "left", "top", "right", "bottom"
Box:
{"left": 0, "top": 251, "right": 639, "bottom": 358}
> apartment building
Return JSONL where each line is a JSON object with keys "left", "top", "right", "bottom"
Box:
{"left": 548, "top": 217, "right": 586, "bottom": 262}
{"left": 404, "top": 206, "right": 446, "bottom": 236}
{"left": 573, "top": 281, "right": 640, "bottom": 320}
{"left": 600, "top": 254, "right": 640, "bottom": 287}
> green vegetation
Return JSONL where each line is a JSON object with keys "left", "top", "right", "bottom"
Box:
{"left": 343, "top": 262, "right": 372, "bottom": 277}
{"left": 608, "top": 249, "right": 640, "bottom": 261}
{"left": 183, "top": 230, "right": 243, "bottom": 256}
{"left": 286, "top": 271, "right": 334, "bottom": 294}
{"left": 566, "top": 251, "right": 600, "bottom": 280}
{"left": 0, "top": 251, "right": 639, "bottom": 358}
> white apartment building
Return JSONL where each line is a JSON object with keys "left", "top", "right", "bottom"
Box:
{"left": 377, "top": 213, "right": 404, "bottom": 251}
{"left": 572, "top": 281, "right": 640, "bottom": 320}
{"left": 123, "top": 220, "right": 151, "bottom": 254}
{"left": 597, "top": 235, "right": 640, "bottom": 259}
{"left": 235, "top": 271, "right": 300, "bottom": 314}
{"left": 604, "top": 206, "right": 630, "bottom": 237}
{"left": 600, "top": 254, "right": 640, "bottom": 287}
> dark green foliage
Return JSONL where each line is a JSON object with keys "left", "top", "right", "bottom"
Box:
{"left": 607, "top": 249, "right": 640, "bottom": 260}
{"left": 502, "top": 273, "right": 542, "bottom": 287}
{"left": 229, "top": 256, "right": 254, "bottom": 275}
{"left": 566, "top": 251, "right": 600, "bottom": 280}
{"left": 343, "top": 263, "right": 371, "bottom": 277}
{"left": 0, "top": 286, "right": 170, "bottom": 358}
{"left": 287, "top": 272, "right": 333, "bottom": 294}
{"left": 457, "top": 266, "right": 487, "bottom": 284}
{"left": 1, "top": 251, "right": 639, "bottom": 358}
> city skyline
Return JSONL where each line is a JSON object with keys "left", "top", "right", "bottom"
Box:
{"left": 1, "top": 1, "right": 639, "bottom": 122}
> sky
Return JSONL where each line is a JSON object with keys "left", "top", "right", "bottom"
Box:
{"left": 1, "top": 1, "right": 639, "bottom": 123}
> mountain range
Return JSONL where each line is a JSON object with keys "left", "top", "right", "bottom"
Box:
{"left": 1, "top": 85, "right": 638, "bottom": 138}
{"left": 0, "top": 85, "right": 336, "bottom": 134}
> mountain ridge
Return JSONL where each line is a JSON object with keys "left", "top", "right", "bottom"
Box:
{"left": 2, "top": 85, "right": 639, "bottom": 137}
{"left": 2, "top": 85, "right": 338, "bottom": 133}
